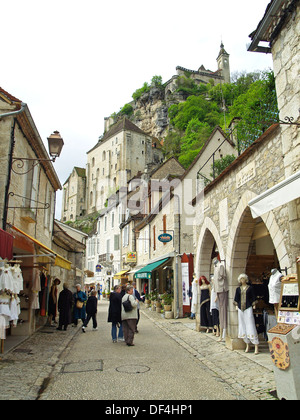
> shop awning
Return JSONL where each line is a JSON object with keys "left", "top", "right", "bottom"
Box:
{"left": 114, "top": 270, "right": 130, "bottom": 279}
{"left": 11, "top": 225, "right": 72, "bottom": 270}
{"left": 249, "top": 170, "right": 300, "bottom": 218}
{"left": 135, "top": 258, "right": 169, "bottom": 279}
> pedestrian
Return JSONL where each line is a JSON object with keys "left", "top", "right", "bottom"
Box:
{"left": 48, "top": 278, "right": 60, "bottom": 326}
{"left": 121, "top": 285, "right": 138, "bottom": 346}
{"left": 57, "top": 283, "right": 74, "bottom": 331}
{"left": 132, "top": 282, "right": 143, "bottom": 333}
{"left": 73, "top": 284, "right": 87, "bottom": 327}
{"left": 82, "top": 290, "right": 98, "bottom": 332}
{"left": 108, "top": 284, "right": 124, "bottom": 343}
{"left": 120, "top": 284, "right": 126, "bottom": 298}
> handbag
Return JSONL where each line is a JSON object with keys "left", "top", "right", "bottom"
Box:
{"left": 122, "top": 296, "right": 133, "bottom": 312}
{"left": 76, "top": 300, "right": 84, "bottom": 309}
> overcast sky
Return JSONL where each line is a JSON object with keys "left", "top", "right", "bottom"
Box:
{"left": 1, "top": 0, "right": 273, "bottom": 218}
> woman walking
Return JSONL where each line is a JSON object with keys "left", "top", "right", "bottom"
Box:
{"left": 108, "top": 285, "right": 124, "bottom": 343}
{"left": 73, "top": 284, "right": 87, "bottom": 326}
{"left": 121, "top": 285, "right": 138, "bottom": 346}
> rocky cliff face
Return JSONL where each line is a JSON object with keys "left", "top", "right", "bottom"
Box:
{"left": 119, "top": 85, "right": 186, "bottom": 141}
{"left": 131, "top": 86, "right": 169, "bottom": 139}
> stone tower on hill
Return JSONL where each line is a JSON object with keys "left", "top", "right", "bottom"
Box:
{"left": 217, "top": 42, "right": 231, "bottom": 84}
{"left": 106, "top": 43, "right": 231, "bottom": 140}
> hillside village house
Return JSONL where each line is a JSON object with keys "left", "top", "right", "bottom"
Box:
{"left": 61, "top": 167, "right": 86, "bottom": 222}
{"left": 193, "top": 0, "right": 300, "bottom": 350}
{"left": 0, "top": 87, "right": 75, "bottom": 349}
{"left": 85, "top": 118, "right": 163, "bottom": 215}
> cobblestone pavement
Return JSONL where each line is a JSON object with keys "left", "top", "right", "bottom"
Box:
{"left": 0, "top": 324, "right": 81, "bottom": 400}
{"left": 0, "top": 302, "right": 277, "bottom": 400}
{"left": 142, "top": 308, "right": 277, "bottom": 400}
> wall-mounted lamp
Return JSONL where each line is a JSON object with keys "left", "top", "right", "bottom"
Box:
{"left": 12, "top": 131, "right": 64, "bottom": 175}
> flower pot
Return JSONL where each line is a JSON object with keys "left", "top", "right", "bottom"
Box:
{"left": 164, "top": 305, "right": 172, "bottom": 312}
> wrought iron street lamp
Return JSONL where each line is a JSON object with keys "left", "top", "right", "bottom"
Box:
{"left": 12, "top": 131, "right": 64, "bottom": 175}
{"left": 47, "top": 130, "right": 64, "bottom": 161}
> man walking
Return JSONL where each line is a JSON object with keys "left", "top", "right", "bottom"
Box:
{"left": 82, "top": 290, "right": 98, "bottom": 332}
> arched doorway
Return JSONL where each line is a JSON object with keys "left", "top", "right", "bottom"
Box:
{"left": 226, "top": 191, "right": 291, "bottom": 349}
{"left": 195, "top": 217, "right": 225, "bottom": 332}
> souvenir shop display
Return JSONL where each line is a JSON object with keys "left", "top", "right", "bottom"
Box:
{"left": 213, "top": 256, "right": 228, "bottom": 342}
{"left": 233, "top": 273, "right": 259, "bottom": 355}
{"left": 267, "top": 262, "right": 300, "bottom": 400}
{"left": 0, "top": 259, "right": 24, "bottom": 344}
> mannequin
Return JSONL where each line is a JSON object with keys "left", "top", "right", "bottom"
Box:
{"left": 234, "top": 273, "right": 259, "bottom": 355}
{"left": 190, "top": 274, "right": 198, "bottom": 320}
{"left": 213, "top": 256, "right": 228, "bottom": 342}
{"left": 199, "top": 276, "right": 213, "bottom": 333}
{"left": 210, "top": 275, "right": 220, "bottom": 337}
{"left": 268, "top": 268, "right": 283, "bottom": 319}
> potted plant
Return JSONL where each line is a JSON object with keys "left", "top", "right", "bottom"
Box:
{"left": 163, "top": 294, "right": 173, "bottom": 312}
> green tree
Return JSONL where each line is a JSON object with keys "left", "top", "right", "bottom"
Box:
{"left": 227, "top": 70, "right": 278, "bottom": 153}
{"left": 210, "top": 154, "right": 236, "bottom": 178}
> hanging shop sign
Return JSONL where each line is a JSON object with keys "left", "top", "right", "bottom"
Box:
{"left": 158, "top": 233, "right": 173, "bottom": 243}
{"left": 127, "top": 252, "right": 137, "bottom": 263}
{"left": 95, "top": 264, "right": 102, "bottom": 272}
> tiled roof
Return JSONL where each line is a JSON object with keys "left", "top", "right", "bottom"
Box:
{"left": 87, "top": 117, "right": 148, "bottom": 154}
{"left": 0, "top": 87, "right": 22, "bottom": 104}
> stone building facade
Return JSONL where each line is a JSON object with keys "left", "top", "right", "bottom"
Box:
{"left": 85, "top": 117, "right": 163, "bottom": 215}
{"left": 0, "top": 87, "right": 72, "bottom": 340}
{"left": 193, "top": 0, "right": 300, "bottom": 350}
{"left": 61, "top": 167, "right": 86, "bottom": 222}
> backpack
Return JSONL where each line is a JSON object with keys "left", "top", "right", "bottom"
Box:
{"left": 122, "top": 295, "right": 133, "bottom": 312}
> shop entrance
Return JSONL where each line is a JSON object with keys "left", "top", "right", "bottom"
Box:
{"left": 229, "top": 207, "right": 281, "bottom": 339}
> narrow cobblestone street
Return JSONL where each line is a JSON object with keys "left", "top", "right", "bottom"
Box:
{"left": 0, "top": 300, "right": 276, "bottom": 401}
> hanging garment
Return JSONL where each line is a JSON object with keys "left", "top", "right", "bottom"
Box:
{"left": 9, "top": 296, "right": 19, "bottom": 327}
{"left": 0, "top": 267, "right": 14, "bottom": 292}
{"left": 0, "top": 293, "right": 11, "bottom": 317}
{"left": 11, "top": 265, "right": 24, "bottom": 294}
{"left": 0, "top": 228, "right": 13, "bottom": 260}
{"left": 31, "top": 270, "right": 41, "bottom": 310}
{"left": 0, "top": 315, "right": 7, "bottom": 340}
{"left": 191, "top": 279, "right": 198, "bottom": 314}
{"left": 268, "top": 271, "right": 283, "bottom": 304}
{"left": 210, "top": 287, "right": 219, "bottom": 329}
{"left": 39, "top": 273, "right": 49, "bottom": 316}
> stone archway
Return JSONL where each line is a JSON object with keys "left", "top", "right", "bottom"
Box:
{"left": 225, "top": 190, "right": 291, "bottom": 348}
{"left": 195, "top": 216, "right": 225, "bottom": 279}
{"left": 226, "top": 190, "right": 291, "bottom": 286}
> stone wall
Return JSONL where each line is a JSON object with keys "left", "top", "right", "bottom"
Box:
{"left": 193, "top": 123, "right": 296, "bottom": 348}
{"left": 272, "top": 2, "right": 300, "bottom": 265}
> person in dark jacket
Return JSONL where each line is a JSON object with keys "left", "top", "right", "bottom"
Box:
{"left": 73, "top": 284, "right": 87, "bottom": 326}
{"left": 108, "top": 285, "right": 124, "bottom": 343}
{"left": 57, "top": 283, "right": 74, "bottom": 331}
{"left": 82, "top": 290, "right": 98, "bottom": 332}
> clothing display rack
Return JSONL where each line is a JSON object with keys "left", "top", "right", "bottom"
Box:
{"left": 0, "top": 258, "right": 24, "bottom": 353}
